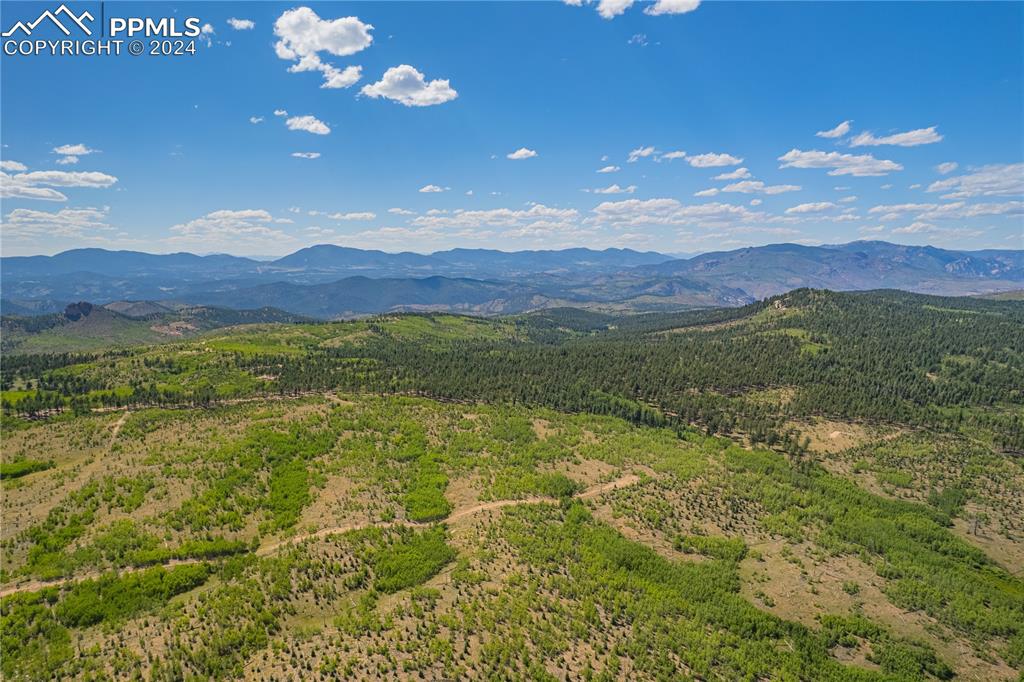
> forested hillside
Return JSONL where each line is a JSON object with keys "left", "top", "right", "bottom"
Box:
{"left": 1, "top": 289, "right": 1022, "bottom": 680}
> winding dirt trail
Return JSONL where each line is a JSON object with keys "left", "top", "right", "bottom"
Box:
{"left": 0, "top": 473, "right": 642, "bottom": 598}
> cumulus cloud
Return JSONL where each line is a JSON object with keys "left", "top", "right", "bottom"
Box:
{"left": 627, "top": 146, "right": 657, "bottom": 163}
{"left": 329, "top": 211, "right": 376, "bottom": 220}
{"left": 687, "top": 153, "right": 743, "bottom": 168}
{"left": 869, "top": 200, "right": 1023, "bottom": 222}
{"left": 274, "top": 7, "right": 372, "bottom": 89}
{"left": 2, "top": 206, "right": 113, "bottom": 240}
{"left": 507, "top": 147, "right": 538, "bottom": 160}
{"left": 936, "top": 161, "right": 958, "bottom": 175}
{"left": 0, "top": 160, "right": 27, "bottom": 172}
{"left": 388, "top": 207, "right": 416, "bottom": 216}
{"left": 274, "top": 109, "right": 289, "bottom": 117}
{"left": 714, "top": 167, "right": 751, "bottom": 180}
{"left": 785, "top": 202, "right": 837, "bottom": 214}
{"left": 778, "top": 149, "right": 903, "bottom": 176}
{"left": 228, "top": 18, "right": 255, "bottom": 30}
{"left": 597, "top": 0, "right": 635, "bottom": 19}
{"left": 52, "top": 143, "right": 98, "bottom": 166}
{"left": 0, "top": 173, "right": 67, "bottom": 201}
{"left": 597, "top": 165, "right": 620, "bottom": 173}
{"left": 2, "top": 170, "right": 118, "bottom": 200}
{"left": 249, "top": 116, "right": 264, "bottom": 124}
{"left": 53, "top": 144, "right": 98, "bottom": 156}
{"left": 360, "top": 65, "right": 457, "bottom": 107}
{"left": 925, "top": 163, "right": 1023, "bottom": 199}
{"left": 659, "top": 150, "right": 687, "bottom": 161}
{"left": 286, "top": 115, "right": 331, "bottom": 135}
{"left": 588, "top": 184, "right": 637, "bottom": 194}
{"left": 645, "top": 0, "right": 700, "bottom": 15}
{"left": 849, "top": 126, "right": 942, "bottom": 147}
{"left": 721, "top": 180, "right": 800, "bottom": 195}
{"left": 694, "top": 188, "right": 719, "bottom": 197}
{"left": 410, "top": 203, "right": 579, "bottom": 232}
{"left": 291, "top": 152, "right": 321, "bottom": 159}
{"left": 419, "top": 184, "right": 447, "bottom": 193}
{"left": 167, "top": 209, "right": 294, "bottom": 250}
{"left": 584, "top": 0, "right": 700, "bottom": 19}
{"left": 815, "top": 120, "right": 851, "bottom": 139}
{"left": 590, "top": 198, "right": 762, "bottom": 229}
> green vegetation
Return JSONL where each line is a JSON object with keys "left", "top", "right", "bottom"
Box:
{"left": 0, "top": 458, "right": 53, "bottom": 479}
{"left": 371, "top": 527, "right": 456, "bottom": 593}
{"left": 1, "top": 290, "right": 1022, "bottom": 679}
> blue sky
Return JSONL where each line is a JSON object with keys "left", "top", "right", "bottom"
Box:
{"left": 1, "top": 0, "right": 1022, "bottom": 256}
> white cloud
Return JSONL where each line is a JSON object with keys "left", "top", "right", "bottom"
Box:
{"left": 589, "top": 184, "right": 637, "bottom": 194}
{"left": 228, "top": 18, "right": 255, "bottom": 30}
{"left": 587, "top": 0, "right": 700, "bottom": 18}
{"left": 849, "top": 126, "right": 943, "bottom": 147}
{"left": 628, "top": 33, "right": 648, "bottom": 47}
{"left": 2, "top": 206, "right": 113, "bottom": 240}
{"left": 410, "top": 204, "right": 578, "bottom": 231}
{"left": 52, "top": 144, "right": 98, "bottom": 166}
{"left": 597, "top": 0, "right": 634, "bottom": 19}
{"left": 778, "top": 148, "right": 903, "bottom": 176}
{"left": 419, "top": 184, "right": 446, "bottom": 193}
{"left": 250, "top": 116, "right": 264, "bottom": 124}
{"left": 167, "top": 209, "right": 294, "bottom": 251}
{"left": 687, "top": 153, "right": 742, "bottom": 168}
{"left": 714, "top": 167, "right": 750, "bottom": 180}
{"left": 329, "top": 211, "right": 376, "bottom": 220}
{"left": 659, "top": 150, "right": 687, "bottom": 161}
{"left": 590, "top": 198, "right": 762, "bottom": 229}
{"left": 869, "top": 200, "right": 1023, "bottom": 223}
{"left": 360, "top": 64, "right": 457, "bottom": 107}
{"left": 838, "top": 195, "right": 857, "bottom": 203}
{"left": 53, "top": 144, "right": 98, "bottom": 156}
{"left": 274, "top": 7, "right": 373, "bottom": 89}
{"left": 286, "top": 115, "right": 331, "bottom": 135}
{"left": 925, "top": 163, "right": 1023, "bottom": 200}
{"left": 199, "top": 23, "right": 215, "bottom": 47}
{"left": 507, "top": 147, "right": 538, "bottom": 160}
{"left": 936, "top": 161, "right": 958, "bottom": 175}
{"left": 645, "top": 0, "right": 700, "bottom": 15}
{"left": 721, "top": 180, "right": 800, "bottom": 195}
{"left": 274, "top": 109, "right": 289, "bottom": 117}
{"left": 0, "top": 160, "right": 27, "bottom": 172}
{"left": 815, "top": 120, "right": 851, "bottom": 139}
{"left": 0, "top": 172, "right": 67, "bottom": 201}
{"left": 388, "top": 207, "right": 416, "bottom": 215}
{"left": 6, "top": 170, "right": 118, "bottom": 188}
{"left": 891, "top": 221, "right": 937, "bottom": 235}
{"left": 785, "top": 201, "right": 837, "bottom": 214}
{"left": 291, "top": 152, "right": 321, "bottom": 159}
{"left": 694, "top": 188, "right": 719, "bottom": 197}
{"left": 288, "top": 60, "right": 362, "bottom": 89}
{"left": 750, "top": 199, "right": 762, "bottom": 206}
{"left": 627, "top": 146, "right": 657, "bottom": 163}
{"left": 597, "top": 165, "right": 620, "bottom": 173}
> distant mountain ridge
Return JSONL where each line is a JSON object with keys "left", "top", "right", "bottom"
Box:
{"left": 2, "top": 241, "right": 1020, "bottom": 319}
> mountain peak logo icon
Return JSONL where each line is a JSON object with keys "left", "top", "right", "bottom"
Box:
{"left": 2, "top": 4, "right": 94, "bottom": 37}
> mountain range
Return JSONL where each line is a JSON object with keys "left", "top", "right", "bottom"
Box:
{"left": 2, "top": 241, "right": 1021, "bottom": 319}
